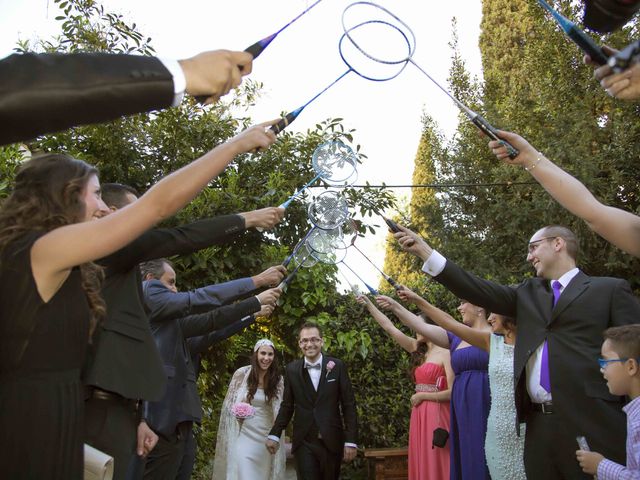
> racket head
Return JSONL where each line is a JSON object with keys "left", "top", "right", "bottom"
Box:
{"left": 306, "top": 227, "right": 344, "bottom": 255}
{"left": 338, "top": 2, "right": 415, "bottom": 82}
{"left": 311, "top": 140, "right": 358, "bottom": 186}
{"left": 307, "top": 190, "right": 350, "bottom": 230}
{"left": 308, "top": 237, "right": 348, "bottom": 264}
{"left": 292, "top": 241, "right": 318, "bottom": 268}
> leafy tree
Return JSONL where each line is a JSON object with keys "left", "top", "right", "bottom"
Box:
{"left": 387, "top": 3, "right": 640, "bottom": 293}
{"left": 1, "top": 1, "right": 406, "bottom": 477}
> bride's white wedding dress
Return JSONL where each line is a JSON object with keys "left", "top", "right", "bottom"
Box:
{"left": 213, "top": 366, "right": 285, "bottom": 480}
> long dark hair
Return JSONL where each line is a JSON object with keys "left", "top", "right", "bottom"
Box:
{"left": 246, "top": 345, "right": 282, "bottom": 405}
{"left": 0, "top": 153, "right": 106, "bottom": 336}
{"left": 409, "top": 340, "right": 429, "bottom": 380}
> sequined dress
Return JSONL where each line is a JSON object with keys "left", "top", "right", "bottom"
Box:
{"left": 408, "top": 362, "right": 450, "bottom": 479}
{"left": 485, "top": 334, "right": 526, "bottom": 479}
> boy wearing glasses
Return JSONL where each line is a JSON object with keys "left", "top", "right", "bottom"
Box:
{"left": 577, "top": 325, "right": 640, "bottom": 478}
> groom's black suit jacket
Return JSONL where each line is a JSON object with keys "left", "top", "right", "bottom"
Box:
{"left": 269, "top": 355, "right": 358, "bottom": 454}
{"left": 436, "top": 260, "right": 640, "bottom": 464}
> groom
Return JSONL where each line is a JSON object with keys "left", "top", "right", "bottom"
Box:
{"left": 266, "top": 322, "right": 358, "bottom": 479}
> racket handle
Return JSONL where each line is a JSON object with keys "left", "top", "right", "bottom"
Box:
{"left": 471, "top": 115, "right": 519, "bottom": 159}
{"left": 270, "top": 108, "right": 302, "bottom": 135}
{"left": 567, "top": 26, "right": 609, "bottom": 65}
{"left": 193, "top": 41, "right": 260, "bottom": 104}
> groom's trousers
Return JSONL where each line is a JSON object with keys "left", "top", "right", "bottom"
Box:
{"left": 295, "top": 435, "right": 342, "bottom": 480}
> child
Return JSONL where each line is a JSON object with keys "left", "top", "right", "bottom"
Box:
{"left": 576, "top": 325, "right": 640, "bottom": 478}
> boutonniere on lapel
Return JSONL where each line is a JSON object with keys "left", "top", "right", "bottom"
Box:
{"left": 326, "top": 360, "right": 336, "bottom": 378}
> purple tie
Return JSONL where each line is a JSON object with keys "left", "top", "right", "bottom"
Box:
{"left": 540, "top": 280, "right": 562, "bottom": 393}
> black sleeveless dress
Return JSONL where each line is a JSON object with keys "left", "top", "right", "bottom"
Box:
{"left": 0, "top": 232, "right": 90, "bottom": 479}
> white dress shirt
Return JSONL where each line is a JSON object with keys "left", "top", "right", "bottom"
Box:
{"left": 526, "top": 267, "right": 580, "bottom": 403}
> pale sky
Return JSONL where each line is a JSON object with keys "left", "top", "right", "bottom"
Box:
{"left": 0, "top": 0, "right": 484, "bottom": 290}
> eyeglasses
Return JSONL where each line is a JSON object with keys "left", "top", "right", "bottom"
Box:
{"left": 299, "top": 337, "right": 322, "bottom": 345}
{"left": 598, "top": 357, "right": 639, "bottom": 368}
{"left": 527, "top": 236, "right": 557, "bottom": 254}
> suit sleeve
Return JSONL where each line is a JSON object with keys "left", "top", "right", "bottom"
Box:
{"left": 187, "top": 315, "right": 256, "bottom": 355}
{"left": 0, "top": 52, "right": 174, "bottom": 146}
{"left": 269, "top": 366, "right": 295, "bottom": 438}
{"left": 143, "top": 278, "right": 256, "bottom": 322}
{"left": 98, "top": 215, "right": 246, "bottom": 274}
{"left": 436, "top": 259, "right": 519, "bottom": 317}
{"left": 178, "top": 297, "right": 260, "bottom": 338}
{"left": 338, "top": 360, "right": 358, "bottom": 445}
{"left": 609, "top": 278, "right": 640, "bottom": 328}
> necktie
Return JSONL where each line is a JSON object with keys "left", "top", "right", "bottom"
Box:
{"left": 540, "top": 280, "right": 562, "bottom": 393}
{"left": 305, "top": 363, "right": 321, "bottom": 370}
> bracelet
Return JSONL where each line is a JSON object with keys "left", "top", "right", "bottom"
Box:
{"left": 524, "top": 153, "right": 543, "bottom": 172}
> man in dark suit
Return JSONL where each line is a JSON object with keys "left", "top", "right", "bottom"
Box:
{"left": 84, "top": 183, "right": 284, "bottom": 479}
{"left": 266, "top": 321, "right": 358, "bottom": 480}
{"left": 140, "top": 258, "right": 283, "bottom": 479}
{"left": 394, "top": 224, "right": 640, "bottom": 479}
{"left": 0, "top": 48, "right": 252, "bottom": 145}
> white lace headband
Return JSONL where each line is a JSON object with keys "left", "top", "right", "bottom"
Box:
{"left": 254, "top": 339, "right": 275, "bottom": 352}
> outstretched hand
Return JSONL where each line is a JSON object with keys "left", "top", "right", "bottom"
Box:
{"left": 393, "top": 225, "right": 433, "bottom": 261}
{"left": 585, "top": 46, "right": 640, "bottom": 101}
{"left": 487, "top": 130, "right": 539, "bottom": 167}
{"left": 396, "top": 285, "right": 420, "bottom": 304}
{"left": 375, "top": 295, "right": 399, "bottom": 311}
{"left": 179, "top": 49, "right": 253, "bottom": 104}
{"left": 241, "top": 207, "right": 285, "bottom": 230}
{"left": 257, "top": 287, "right": 282, "bottom": 307}
{"left": 252, "top": 265, "right": 287, "bottom": 288}
{"left": 228, "top": 120, "right": 278, "bottom": 154}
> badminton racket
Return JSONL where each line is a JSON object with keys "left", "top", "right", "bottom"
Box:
{"left": 281, "top": 140, "right": 358, "bottom": 209}
{"left": 536, "top": 0, "right": 609, "bottom": 65}
{"left": 269, "top": 15, "right": 415, "bottom": 134}
{"left": 306, "top": 231, "right": 379, "bottom": 295}
{"left": 195, "top": 0, "right": 325, "bottom": 103}
{"left": 336, "top": 2, "right": 520, "bottom": 159}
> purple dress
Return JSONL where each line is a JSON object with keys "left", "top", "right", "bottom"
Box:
{"left": 447, "top": 332, "right": 491, "bottom": 480}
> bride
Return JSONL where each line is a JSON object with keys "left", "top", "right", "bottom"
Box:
{"left": 213, "top": 339, "right": 286, "bottom": 479}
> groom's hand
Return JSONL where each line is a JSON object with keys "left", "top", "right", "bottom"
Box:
{"left": 343, "top": 446, "right": 357, "bottom": 463}
{"left": 265, "top": 438, "right": 279, "bottom": 454}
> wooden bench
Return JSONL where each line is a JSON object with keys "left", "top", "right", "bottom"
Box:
{"left": 363, "top": 447, "right": 408, "bottom": 479}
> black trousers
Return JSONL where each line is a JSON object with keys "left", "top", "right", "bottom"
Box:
{"left": 294, "top": 436, "right": 342, "bottom": 480}
{"left": 175, "top": 428, "right": 196, "bottom": 480}
{"left": 524, "top": 411, "right": 592, "bottom": 480}
{"left": 84, "top": 394, "right": 139, "bottom": 480}
{"left": 143, "top": 422, "right": 192, "bottom": 480}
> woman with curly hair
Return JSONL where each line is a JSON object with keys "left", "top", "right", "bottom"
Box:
{"left": 214, "top": 339, "right": 286, "bottom": 480}
{"left": 0, "top": 122, "right": 276, "bottom": 478}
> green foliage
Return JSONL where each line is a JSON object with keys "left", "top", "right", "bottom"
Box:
{"left": 386, "top": 4, "right": 640, "bottom": 291}
{"left": 2, "top": 1, "right": 402, "bottom": 477}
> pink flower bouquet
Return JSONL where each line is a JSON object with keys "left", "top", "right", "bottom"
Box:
{"left": 230, "top": 402, "right": 255, "bottom": 419}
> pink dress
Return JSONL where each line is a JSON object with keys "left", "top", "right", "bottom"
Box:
{"left": 408, "top": 362, "right": 451, "bottom": 480}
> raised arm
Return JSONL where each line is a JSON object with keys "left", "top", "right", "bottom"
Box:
{"left": 397, "top": 286, "right": 490, "bottom": 352}
{"left": 489, "top": 130, "right": 640, "bottom": 258}
{"left": 356, "top": 295, "right": 417, "bottom": 353}
{"left": 374, "top": 295, "right": 450, "bottom": 349}
{"left": 32, "top": 121, "right": 276, "bottom": 300}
